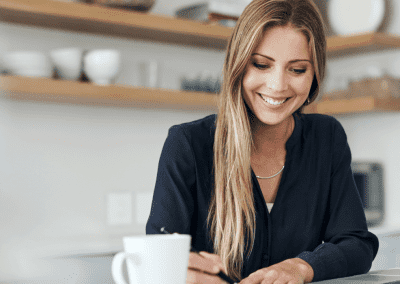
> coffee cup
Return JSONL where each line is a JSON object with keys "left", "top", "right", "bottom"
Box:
{"left": 50, "top": 48, "right": 83, "bottom": 80}
{"left": 112, "top": 234, "right": 191, "bottom": 284}
{"left": 84, "top": 49, "right": 120, "bottom": 85}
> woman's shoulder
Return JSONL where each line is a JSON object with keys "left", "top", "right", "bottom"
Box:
{"left": 298, "top": 113, "right": 347, "bottom": 141}
{"left": 299, "top": 113, "right": 343, "bottom": 131}
{"left": 167, "top": 114, "right": 217, "bottom": 144}
{"left": 178, "top": 114, "right": 217, "bottom": 129}
{"left": 300, "top": 113, "right": 339, "bottom": 124}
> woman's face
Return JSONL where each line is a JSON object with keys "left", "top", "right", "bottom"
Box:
{"left": 242, "top": 25, "right": 315, "bottom": 126}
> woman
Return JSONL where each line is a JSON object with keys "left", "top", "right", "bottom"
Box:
{"left": 146, "top": 0, "right": 379, "bottom": 283}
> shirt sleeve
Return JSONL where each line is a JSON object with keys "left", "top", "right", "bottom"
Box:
{"left": 296, "top": 120, "right": 379, "bottom": 282}
{"left": 146, "top": 125, "right": 196, "bottom": 235}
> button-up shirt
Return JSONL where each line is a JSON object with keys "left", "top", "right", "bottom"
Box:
{"left": 146, "top": 113, "right": 379, "bottom": 282}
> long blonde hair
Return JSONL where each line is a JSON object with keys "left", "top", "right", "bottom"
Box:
{"left": 208, "top": 0, "right": 326, "bottom": 281}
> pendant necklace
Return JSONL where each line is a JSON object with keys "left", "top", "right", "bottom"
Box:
{"left": 254, "top": 115, "right": 293, "bottom": 180}
{"left": 256, "top": 165, "right": 284, "bottom": 179}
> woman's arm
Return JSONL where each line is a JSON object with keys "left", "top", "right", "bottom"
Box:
{"left": 240, "top": 118, "right": 378, "bottom": 283}
{"left": 295, "top": 120, "right": 379, "bottom": 281}
{"left": 146, "top": 125, "right": 195, "bottom": 235}
{"left": 187, "top": 252, "right": 230, "bottom": 284}
{"left": 146, "top": 123, "right": 227, "bottom": 283}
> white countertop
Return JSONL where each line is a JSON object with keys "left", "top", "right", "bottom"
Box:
{"left": 28, "top": 224, "right": 400, "bottom": 259}
{"left": 313, "top": 268, "right": 400, "bottom": 283}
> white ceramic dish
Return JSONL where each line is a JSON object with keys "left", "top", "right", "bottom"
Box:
{"left": 3, "top": 51, "right": 53, "bottom": 78}
{"left": 328, "top": 0, "right": 385, "bottom": 36}
{"left": 83, "top": 49, "right": 120, "bottom": 85}
{"left": 50, "top": 48, "right": 83, "bottom": 80}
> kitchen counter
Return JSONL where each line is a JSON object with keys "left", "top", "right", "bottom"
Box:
{"left": 15, "top": 226, "right": 396, "bottom": 284}
{"left": 313, "top": 268, "right": 400, "bottom": 283}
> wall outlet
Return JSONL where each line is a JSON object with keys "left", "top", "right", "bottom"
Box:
{"left": 106, "top": 192, "right": 132, "bottom": 225}
{"left": 135, "top": 192, "right": 154, "bottom": 225}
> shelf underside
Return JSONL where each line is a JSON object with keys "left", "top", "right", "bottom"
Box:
{"left": 0, "top": 0, "right": 231, "bottom": 49}
{"left": 1, "top": 75, "right": 218, "bottom": 111}
{"left": 3, "top": 76, "right": 400, "bottom": 114}
{"left": 2, "top": 0, "right": 400, "bottom": 54}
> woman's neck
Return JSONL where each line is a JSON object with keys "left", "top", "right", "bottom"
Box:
{"left": 250, "top": 115, "right": 294, "bottom": 155}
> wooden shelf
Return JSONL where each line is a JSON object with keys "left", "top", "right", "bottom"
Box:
{"left": 3, "top": 75, "right": 400, "bottom": 114}
{"left": 306, "top": 96, "right": 400, "bottom": 115}
{"left": 327, "top": 32, "right": 400, "bottom": 57}
{"left": 2, "top": 0, "right": 400, "bottom": 113}
{"left": 2, "top": 0, "right": 400, "bottom": 54}
{"left": 0, "top": 0, "right": 232, "bottom": 49}
{"left": 0, "top": 75, "right": 218, "bottom": 111}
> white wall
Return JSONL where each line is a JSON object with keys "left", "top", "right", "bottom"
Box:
{"left": 0, "top": 2, "right": 221, "bottom": 281}
{"left": 0, "top": 98, "right": 215, "bottom": 281}
{"left": 1, "top": 0, "right": 400, "bottom": 282}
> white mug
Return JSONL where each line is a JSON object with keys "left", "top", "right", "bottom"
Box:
{"left": 112, "top": 234, "right": 191, "bottom": 284}
{"left": 50, "top": 47, "right": 83, "bottom": 80}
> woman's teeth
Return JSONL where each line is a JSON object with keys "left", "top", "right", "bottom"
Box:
{"left": 259, "top": 93, "right": 287, "bottom": 105}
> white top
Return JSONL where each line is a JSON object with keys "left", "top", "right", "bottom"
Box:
{"left": 266, "top": 203, "right": 274, "bottom": 213}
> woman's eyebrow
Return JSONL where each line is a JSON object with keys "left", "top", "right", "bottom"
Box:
{"left": 252, "top": 53, "right": 311, "bottom": 64}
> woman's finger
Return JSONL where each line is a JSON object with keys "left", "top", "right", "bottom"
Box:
{"left": 241, "top": 269, "right": 278, "bottom": 284}
{"left": 198, "top": 251, "right": 227, "bottom": 274}
{"left": 188, "top": 252, "right": 220, "bottom": 274}
{"left": 186, "top": 268, "right": 227, "bottom": 284}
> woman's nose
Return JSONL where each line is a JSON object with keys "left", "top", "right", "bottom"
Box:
{"left": 267, "top": 70, "right": 288, "bottom": 92}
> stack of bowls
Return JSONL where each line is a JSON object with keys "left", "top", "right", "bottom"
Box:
{"left": 3, "top": 51, "right": 53, "bottom": 78}
{"left": 2, "top": 48, "right": 121, "bottom": 86}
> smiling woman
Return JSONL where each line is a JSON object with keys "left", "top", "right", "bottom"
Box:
{"left": 146, "top": 0, "right": 379, "bottom": 283}
{"left": 242, "top": 25, "right": 315, "bottom": 127}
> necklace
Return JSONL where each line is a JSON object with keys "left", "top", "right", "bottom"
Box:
{"left": 256, "top": 165, "right": 284, "bottom": 179}
{"left": 254, "top": 116, "right": 292, "bottom": 180}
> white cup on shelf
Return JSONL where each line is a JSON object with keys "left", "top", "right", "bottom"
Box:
{"left": 83, "top": 49, "right": 120, "bottom": 85}
{"left": 112, "top": 234, "right": 191, "bottom": 284}
{"left": 50, "top": 47, "right": 83, "bottom": 80}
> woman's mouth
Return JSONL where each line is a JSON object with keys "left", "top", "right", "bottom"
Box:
{"left": 258, "top": 93, "right": 289, "bottom": 106}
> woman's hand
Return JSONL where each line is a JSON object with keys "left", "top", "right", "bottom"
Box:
{"left": 239, "top": 258, "right": 314, "bottom": 284}
{"left": 186, "top": 251, "right": 229, "bottom": 284}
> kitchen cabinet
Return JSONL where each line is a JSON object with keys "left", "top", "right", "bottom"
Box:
{"left": 2, "top": 0, "right": 400, "bottom": 113}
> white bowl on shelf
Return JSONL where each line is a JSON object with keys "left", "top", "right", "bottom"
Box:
{"left": 328, "top": 0, "right": 385, "bottom": 36}
{"left": 3, "top": 51, "right": 53, "bottom": 78}
{"left": 83, "top": 49, "right": 120, "bottom": 85}
{"left": 50, "top": 47, "right": 83, "bottom": 80}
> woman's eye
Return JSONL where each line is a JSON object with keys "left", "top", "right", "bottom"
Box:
{"left": 292, "top": 68, "right": 307, "bottom": 74}
{"left": 252, "top": 62, "right": 269, "bottom": 70}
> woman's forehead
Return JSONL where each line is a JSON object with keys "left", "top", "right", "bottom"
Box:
{"left": 253, "top": 25, "right": 312, "bottom": 62}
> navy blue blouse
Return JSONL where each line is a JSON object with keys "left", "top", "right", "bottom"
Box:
{"left": 146, "top": 113, "right": 379, "bottom": 282}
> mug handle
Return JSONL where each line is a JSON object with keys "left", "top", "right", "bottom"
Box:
{"left": 112, "top": 252, "right": 129, "bottom": 284}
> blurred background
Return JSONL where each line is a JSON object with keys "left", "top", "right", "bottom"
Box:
{"left": 1, "top": 0, "right": 400, "bottom": 283}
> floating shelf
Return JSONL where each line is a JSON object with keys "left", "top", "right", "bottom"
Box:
{"left": 306, "top": 96, "right": 400, "bottom": 115}
{"left": 0, "top": 75, "right": 218, "bottom": 111}
{"left": 2, "top": 0, "right": 400, "bottom": 113}
{"left": 0, "top": 0, "right": 231, "bottom": 49}
{"left": 3, "top": 75, "right": 400, "bottom": 114}
{"left": 2, "top": 0, "right": 400, "bottom": 54}
{"left": 326, "top": 32, "right": 400, "bottom": 57}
